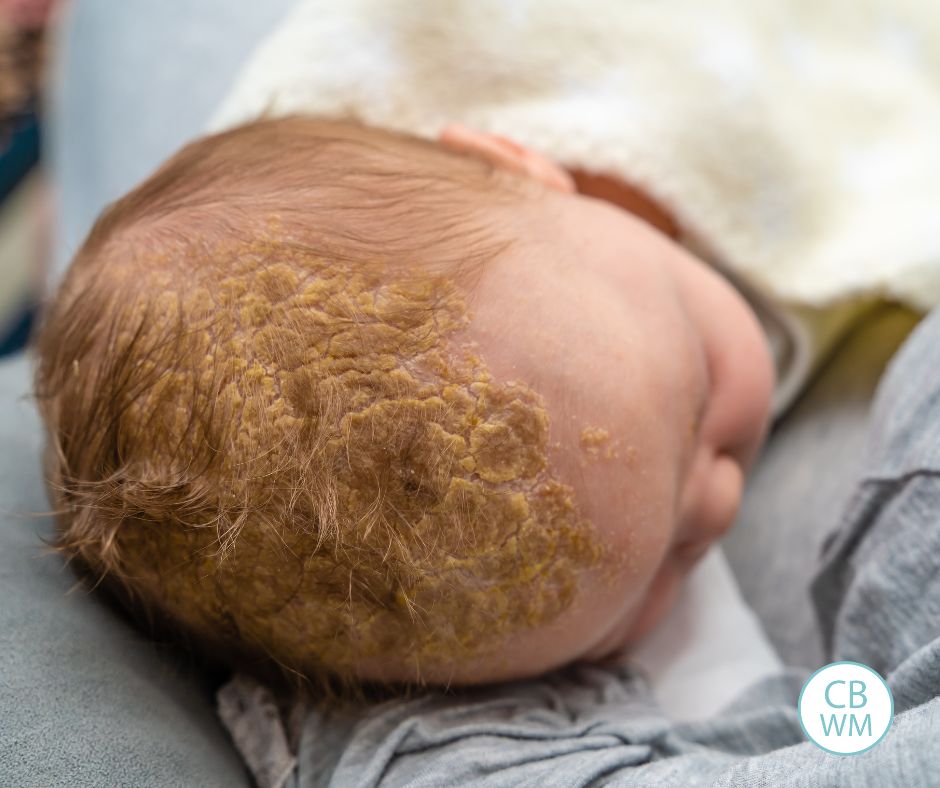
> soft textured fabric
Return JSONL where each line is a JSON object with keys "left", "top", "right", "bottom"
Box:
{"left": 218, "top": 675, "right": 298, "bottom": 788}
{"left": 210, "top": 0, "right": 940, "bottom": 415}
{"left": 628, "top": 547, "right": 783, "bottom": 721}
{"left": 219, "top": 305, "right": 940, "bottom": 787}
{"left": 0, "top": 352, "right": 251, "bottom": 787}
{"left": 724, "top": 305, "right": 921, "bottom": 668}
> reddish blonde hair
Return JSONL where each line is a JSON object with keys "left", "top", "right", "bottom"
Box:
{"left": 33, "top": 117, "right": 600, "bottom": 694}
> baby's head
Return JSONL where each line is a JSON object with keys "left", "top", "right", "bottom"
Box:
{"left": 35, "top": 117, "right": 773, "bottom": 689}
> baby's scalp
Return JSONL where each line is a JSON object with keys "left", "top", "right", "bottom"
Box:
{"left": 35, "top": 117, "right": 606, "bottom": 686}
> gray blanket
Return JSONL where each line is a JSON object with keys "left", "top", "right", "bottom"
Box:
{"left": 219, "top": 306, "right": 940, "bottom": 787}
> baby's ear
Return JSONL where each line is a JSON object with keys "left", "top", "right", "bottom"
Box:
{"left": 439, "top": 124, "right": 575, "bottom": 193}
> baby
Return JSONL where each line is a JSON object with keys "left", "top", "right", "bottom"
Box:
{"left": 33, "top": 116, "right": 774, "bottom": 690}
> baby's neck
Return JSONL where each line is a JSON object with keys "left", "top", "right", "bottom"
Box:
{"left": 567, "top": 168, "right": 679, "bottom": 240}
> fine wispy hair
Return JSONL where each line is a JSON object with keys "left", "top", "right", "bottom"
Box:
{"left": 32, "top": 116, "right": 531, "bottom": 701}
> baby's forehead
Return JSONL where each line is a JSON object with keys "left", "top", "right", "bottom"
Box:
{"left": 40, "top": 117, "right": 634, "bottom": 682}
{"left": 95, "top": 234, "right": 609, "bottom": 667}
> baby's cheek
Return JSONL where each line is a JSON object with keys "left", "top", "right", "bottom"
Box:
{"left": 681, "top": 451, "right": 744, "bottom": 549}
{"left": 572, "top": 477, "right": 687, "bottom": 662}
{"left": 615, "top": 459, "right": 742, "bottom": 652}
{"left": 621, "top": 558, "right": 685, "bottom": 647}
{"left": 573, "top": 556, "right": 671, "bottom": 663}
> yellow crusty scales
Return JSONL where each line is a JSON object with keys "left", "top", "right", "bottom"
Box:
{"left": 110, "top": 233, "right": 605, "bottom": 677}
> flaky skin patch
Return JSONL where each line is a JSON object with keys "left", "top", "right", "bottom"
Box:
{"left": 102, "top": 237, "right": 603, "bottom": 678}
{"left": 579, "top": 426, "right": 621, "bottom": 462}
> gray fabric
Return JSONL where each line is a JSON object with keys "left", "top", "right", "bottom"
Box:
{"left": 812, "top": 306, "right": 940, "bottom": 677}
{"left": 724, "top": 305, "right": 921, "bottom": 669}
{"left": 262, "top": 307, "right": 940, "bottom": 786}
{"left": 0, "top": 352, "right": 250, "bottom": 787}
{"left": 289, "top": 676, "right": 939, "bottom": 787}
{"left": 218, "top": 675, "right": 298, "bottom": 788}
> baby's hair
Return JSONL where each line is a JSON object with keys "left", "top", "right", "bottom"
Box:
{"left": 33, "top": 117, "right": 602, "bottom": 696}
